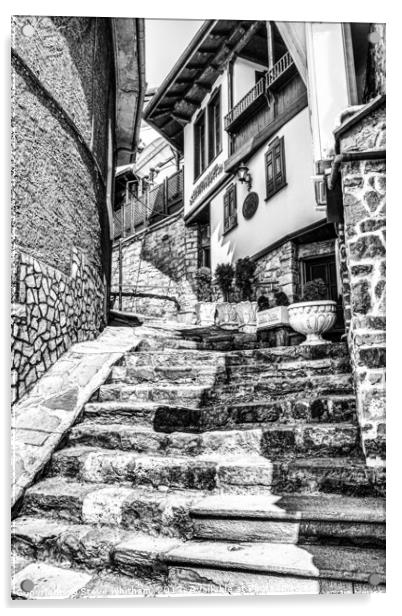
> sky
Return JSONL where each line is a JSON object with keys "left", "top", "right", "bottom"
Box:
{"left": 145, "top": 19, "right": 203, "bottom": 90}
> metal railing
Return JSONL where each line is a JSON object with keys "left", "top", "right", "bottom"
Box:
{"left": 113, "top": 168, "right": 184, "bottom": 240}
{"left": 224, "top": 51, "right": 294, "bottom": 130}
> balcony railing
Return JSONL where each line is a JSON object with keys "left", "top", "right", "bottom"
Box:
{"left": 113, "top": 168, "right": 183, "bottom": 240}
{"left": 224, "top": 51, "right": 294, "bottom": 131}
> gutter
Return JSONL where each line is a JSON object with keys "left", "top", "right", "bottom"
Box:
{"left": 327, "top": 149, "right": 386, "bottom": 191}
{"left": 132, "top": 18, "right": 146, "bottom": 163}
{"left": 327, "top": 94, "right": 386, "bottom": 190}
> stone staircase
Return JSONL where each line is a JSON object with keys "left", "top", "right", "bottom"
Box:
{"left": 11, "top": 325, "right": 385, "bottom": 598}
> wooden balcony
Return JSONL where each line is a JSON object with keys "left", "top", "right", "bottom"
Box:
{"left": 113, "top": 168, "right": 184, "bottom": 239}
{"left": 224, "top": 51, "right": 295, "bottom": 133}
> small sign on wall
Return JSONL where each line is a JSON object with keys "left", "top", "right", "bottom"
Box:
{"left": 242, "top": 192, "right": 259, "bottom": 220}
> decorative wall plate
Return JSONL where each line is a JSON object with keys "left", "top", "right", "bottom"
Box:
{"left": 242, "top": 192, "right": 259, "bottom": 220}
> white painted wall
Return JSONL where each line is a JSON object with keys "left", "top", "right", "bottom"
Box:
{"left": 183, "top": 72, "right": 229, "bottom": 217}
{"left": 305, "top": 23, "right": 352, "bottom": 161}
{"left": 232, "top": 57, "right": 267, "bottom": 106}
{"left": 209, "top": 107, "right": 322, "bottom": 270}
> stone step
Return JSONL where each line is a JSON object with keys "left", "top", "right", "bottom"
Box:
{"left": 11, "top": 516, "right": 183, "bottom": 582}
{"left": 111, "top": 357, "right": 351, "bottom": 386}
{"left": 261, "top": 423, "right": 361, "bottom": 457}
{"left": 271, "top": 457, "right": 386, "bottom": 497}
{"left": 98, "top": 374, "right": 354, "bottom": 407}
{"left": 153, "top": 396, "right": 357, "bottom": 432}
{"left": 124, "top": 342, "right": 349, "bottom": 368}
{"left": 68, "top": 423, "right": 264, "bottom": 457}
{"left": 134, "top": 331, "right": 260, "bottom": 352}
{"left": 68, "top": 421, "right": 360, "bottom": 458}
{"left": 14, "top": 515, "right": 384, "bottom": 590}
{"left": 20, "top": 478, "right": 203, "bottom": 536}
{"left": 48, "top": 446, "right": 274, "bottom": 492}
{"left": 164, "top": 540, "right": 385, "bottom": 587}
{"left": 189, "top": 493, "right": 385, "bottom": 546}
{"left": 11, "top": 549, "right": 384, "bottom": 598}
{"left": 11, "top": 556, "right": 167, "bottom": 599}
{"left": 82, "top": 396, "right": 357, "bottom": 432}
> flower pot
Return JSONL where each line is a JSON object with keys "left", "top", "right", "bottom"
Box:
{"left": 256, "top": 306, "right": 289, "bottom": 331}
{"left": 288, "top": 300, "right": 336, "bottom": 345}
{"left": 236, "top": 301, "right": 257, "bottom": 332}
{"left": 215, "top": 302, "right": 239, "bottom": 329}
{"left": 195, "top": 302, "right": 217, "bottom": 326}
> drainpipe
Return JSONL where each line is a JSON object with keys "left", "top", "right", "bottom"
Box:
{"left": 327, "top": 149, "right": 386, "bottom": 190}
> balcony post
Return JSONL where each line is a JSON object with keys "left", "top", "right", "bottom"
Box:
{"left": 266, "top": 21, "right": 274, "bottom": 70}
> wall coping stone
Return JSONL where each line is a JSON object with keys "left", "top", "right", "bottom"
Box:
{"left": 11, "top": 325, "right": 145, "bottom": 508}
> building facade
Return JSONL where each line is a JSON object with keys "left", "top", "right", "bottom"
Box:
{"left": 11, "top": 16, "right": 145, "bottom": 403}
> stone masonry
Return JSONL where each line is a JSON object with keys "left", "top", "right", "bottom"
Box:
{"left": 111, "top": 212, "right": 199, "bottom": 320}
{"left": 11, "top": 17, "right": 114, "bottom": 400}
{"left": 12, "top": 249, "right": 105, "bottom": 404}
{"left": 337, "top": 101, "right": 386, "bottom": 466}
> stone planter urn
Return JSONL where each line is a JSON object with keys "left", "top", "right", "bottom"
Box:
{"left": 235, "top": 301, "right": 257, "bottom": 333}
{"left": 195, "top": 302, "right": 217, "bottom": 326}
{"left": 256, "top": 306, "right": 289, "bottom": 330}
{"left": 288, "top": 300, "right": 337, "bottom": 345}
{"left": 215, "top": 302, "right": 239, "bottom": 329}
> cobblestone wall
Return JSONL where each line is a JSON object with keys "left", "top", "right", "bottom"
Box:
{"left": 111, "top": 213, "right": 198, "bottom": 320}
{"left": 254, "top": 241, "right": 298, "bottom": 302}
{"left": 12, "top": 249, "right": 105, "bottom": 403}
{"left": 11, "top": 17, "right": 113, "bottom": 402}
{"left": 339, "top": 102, "right": 386, "bottom": 466}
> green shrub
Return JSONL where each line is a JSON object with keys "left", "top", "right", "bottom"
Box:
{"left": 235, "top": 257, "right": 257, "bottom": 301}
{"left": 195, "top": 267, "right": 212, "bottom": 302}
{"left": 274, "top": 290, "right": 290, "bottom": 306}
{"left": 257, "top": 293, "right": 270, "bottom": 312}
{"left": 301, "top": 278, "right": 328, "bottom": 302}
{"left": 214, "top": 263, "right": 235, "bottom": 302}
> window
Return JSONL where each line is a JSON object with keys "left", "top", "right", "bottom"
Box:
{"left": 194, "top": 110, "right": 206, "bottom": 180}
{"left": 207, "top": 88, "right": 222, "bottom": 163}
{"left": 223, "top": 184, "right": 237, "bottom": 233}
{"left": 265, "top": 136, "right": 286, "bottom": 200}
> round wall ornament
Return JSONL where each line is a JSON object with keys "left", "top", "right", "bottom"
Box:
{"left": 242, "top": 192, "right": 259, "bottom": 220}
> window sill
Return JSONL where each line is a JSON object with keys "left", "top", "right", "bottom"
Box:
{"left": 223, "top": 221, "right": 238, "bottom": 236}
{"left": 264, "top": 182, "right": 288, "bottom": 202}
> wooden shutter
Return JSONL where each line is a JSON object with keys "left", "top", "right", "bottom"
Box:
{"left": 224, "top": 190, "right": 229, "bottom": 231}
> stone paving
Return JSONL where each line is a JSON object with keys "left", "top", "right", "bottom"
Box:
{"left": 11, "top": 322, "right": 386, "bottom": 598}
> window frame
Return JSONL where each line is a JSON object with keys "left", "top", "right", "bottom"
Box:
{"left": 264, "top": 136, "right": 287, "bottom": 201}
{"left": 194, "top": 109, "right": 206, "bottom": 181}
{"left": 223, "top": 183, "right": 238, "bottom": 234}
{"left": 207, "top": 86, "right": 222, "bottom": 164}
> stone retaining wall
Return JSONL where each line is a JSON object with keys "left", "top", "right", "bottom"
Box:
{"left": 12, "top": 249, "right": 105, "bottom": 404}
{"left": 111, "top": 213, "right": 198, "bottom": 319}
{"left": 338, "top": 101, "right": 386, "bottom": 465}
{"left": 11, "top": 17, "right": 113, "bottom": 402}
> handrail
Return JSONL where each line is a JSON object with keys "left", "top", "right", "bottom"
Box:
{"left": 224, "top": 51, "right": 294, "bottom": 130}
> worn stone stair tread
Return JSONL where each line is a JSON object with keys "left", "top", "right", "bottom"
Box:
{"left": 69, "top": 422, "right": 264, "bottom": 455}
{"left": 125, "top": 341, "right": 349, "bottom": 362}
{"left": 163, "top": 540, "right": 385, "bottom": 582}
{"left": 21, "top": 478, "right": 211, "bottom": 533}
{"left": 190, "top": 493, "right": 385, "bottom": 523}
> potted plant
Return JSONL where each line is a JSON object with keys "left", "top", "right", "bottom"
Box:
{"left": 214, "top": 263, "right": 237, "bottom": 329}
{"left": 194, "top": 267, "right": 217, "bottom": 326}
{"left": 256, "top": 289, "right": 290, "bottom": 342}
{"left": 234, "top": 257, "right": 258, "bottom": 331}
{"left": 288, "top": 278, "right": 336, "bottom": 345}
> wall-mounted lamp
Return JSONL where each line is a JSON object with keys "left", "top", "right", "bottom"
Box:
{"left": 237, "top": 162, "right": 252, "bottom": 191}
